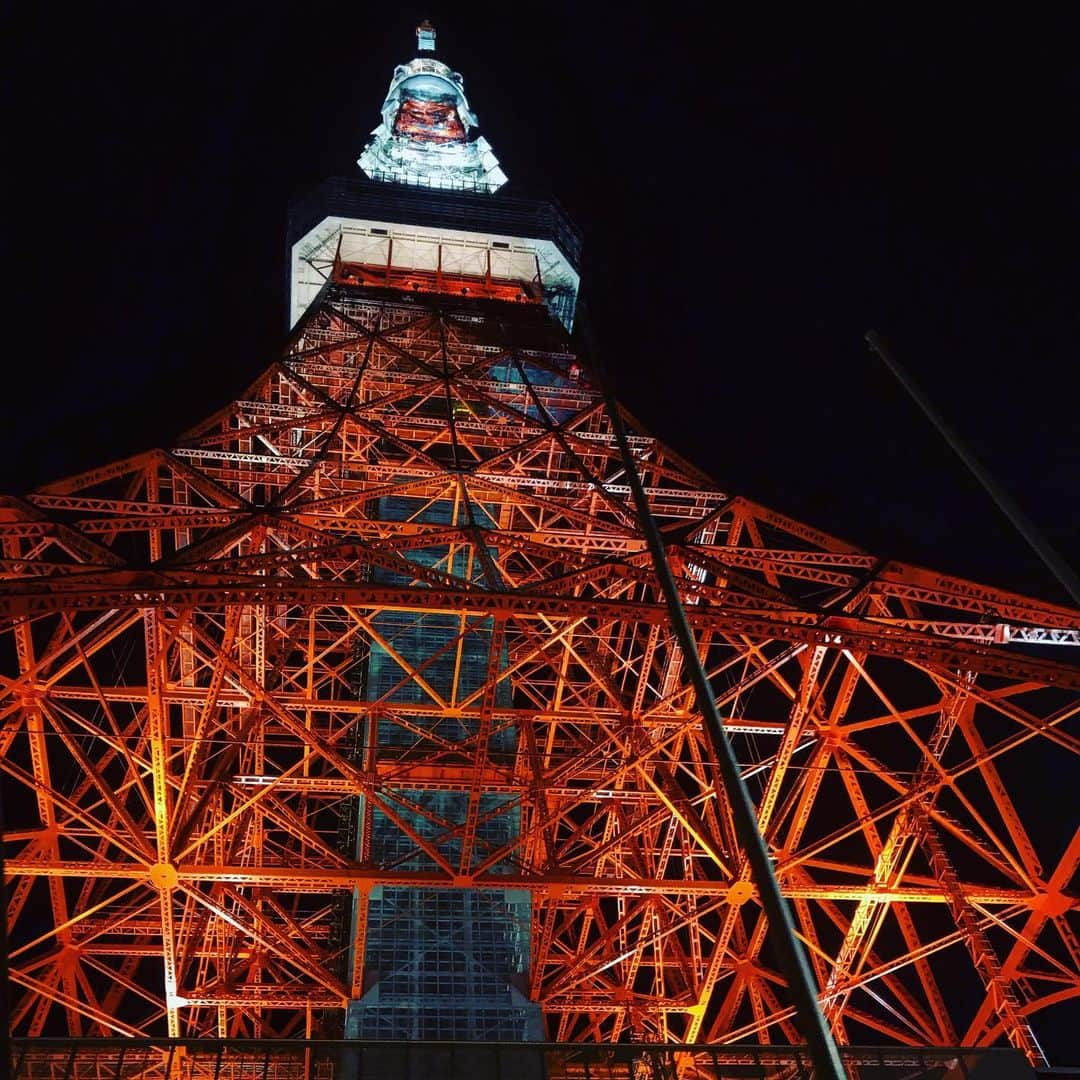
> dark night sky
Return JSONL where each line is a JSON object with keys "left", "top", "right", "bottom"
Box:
{"left": 3, "top": 1, "right": 1080, "bottom": 1058}
{"left": 7, "top": 5, "right": 1079, "bottom": 602}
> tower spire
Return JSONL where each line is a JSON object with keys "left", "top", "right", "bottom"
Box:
{"left": 357, "top": 23, "right": 506, "bottom": 192}
{"left": 416, "top": 18, "right": 436, "bottom": 52}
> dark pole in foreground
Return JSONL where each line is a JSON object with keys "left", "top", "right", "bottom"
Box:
{"left": 866, "top": 330, "right": 1080, "bottom": 607}
{"left": 587, "top": 318, "right": 846, "bottom": 1079}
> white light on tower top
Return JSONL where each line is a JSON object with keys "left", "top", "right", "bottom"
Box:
{"left": 416, "top": 19, "right": 436, "bottom": 52}
{"left": 357, "top": 22, "right": 508, "bottom": 193}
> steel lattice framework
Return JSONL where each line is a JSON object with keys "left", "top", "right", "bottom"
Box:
{"left": 2, "top": 278, "right": 1078, "bottom": 1062}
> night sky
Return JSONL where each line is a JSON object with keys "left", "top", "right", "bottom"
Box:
{"left": 8, "top": 6, "right": 1079, "bottom": 601}
{"left": 5, "top": 2, "right": 1079, "bottom": 1055}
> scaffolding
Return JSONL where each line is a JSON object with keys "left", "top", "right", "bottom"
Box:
{"left": 346, "top": 497, "right": 542, "bottom": 1040}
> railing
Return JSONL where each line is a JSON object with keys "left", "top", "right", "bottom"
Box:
{"left": 287, "top": 176, "right": 583, "bottom": 271}
{"left": 10, "top": 1039, "right": 1031, "bottom": 1080}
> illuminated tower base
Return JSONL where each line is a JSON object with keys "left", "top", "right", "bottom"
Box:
{"left": 1, "top": 21, "right": 1077, "bottom": 1065}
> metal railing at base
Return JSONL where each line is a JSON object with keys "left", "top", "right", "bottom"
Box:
{"left": 10, "top": 1039, "right": 1033, "bottom": 1080}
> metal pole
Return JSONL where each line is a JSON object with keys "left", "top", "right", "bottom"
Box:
{"left": 866, "top": 330, "right": 1080, "bottom": 606}
{"left": 585, "top": 311, "right": 846, "bottom": 1079}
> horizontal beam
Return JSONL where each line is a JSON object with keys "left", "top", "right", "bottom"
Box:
{"left": 33, "top": 686, "right": 790, "bottom": 738}
{"left": 34, "top": 685, "right": 787, "bottom": 735}
{"left": 177, "top": 991, "right": 342, "bottom": 1008}
{"left": 8, "top": 1038, "right": 1019, "bottom": 1069}
{"left": 3, "top": 859, "right": 1047, "bottom": 906}
{"left": 1, "top": 577, "right": 1076, "bottom": 687}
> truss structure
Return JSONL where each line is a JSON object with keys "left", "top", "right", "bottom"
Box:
{"left": 2, "top": 278, "right": 1078, "bottom": 1061}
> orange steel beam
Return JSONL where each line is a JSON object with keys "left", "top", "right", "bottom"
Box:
{"left": 1, "top": 581, "right": 1076, "bottom": 688}
{"left": 4, "top": 859, "right": 1066, "bottom": 907}
{"left": 2, "top": 284, "right": 1077, "bottom": 1052}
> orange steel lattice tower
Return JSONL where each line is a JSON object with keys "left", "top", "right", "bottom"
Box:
{"left": 2, "top": 23, "right": 1079, "bottom": 1065}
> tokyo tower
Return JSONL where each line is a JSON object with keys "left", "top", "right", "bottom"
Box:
{"left": 3, "top": 19, "right": 1078, "bottom": 1075}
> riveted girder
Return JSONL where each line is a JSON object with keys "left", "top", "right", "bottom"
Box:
{"left": 1, "top": 285, "right": 1077, "bottom": 1060}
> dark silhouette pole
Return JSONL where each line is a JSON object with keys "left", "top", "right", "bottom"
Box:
{"left": 586, "top": 307, "right": 846, "bottom": 1080}
{"left": 866, "top": 330, "right": 1080, "bottom": 606}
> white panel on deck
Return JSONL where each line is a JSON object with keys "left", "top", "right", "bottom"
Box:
{"left": 290, "top": 216, "right": 580, "bottom": 331}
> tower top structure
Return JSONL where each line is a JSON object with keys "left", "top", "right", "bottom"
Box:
{"left": 415, "top": 18, "right": 436, "bottom": 51}
{"left": 292, "top": 20, "right": 579, "bottom": 331}
{"left": 358, "top": 21, "right": 508, "bottom": 193}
